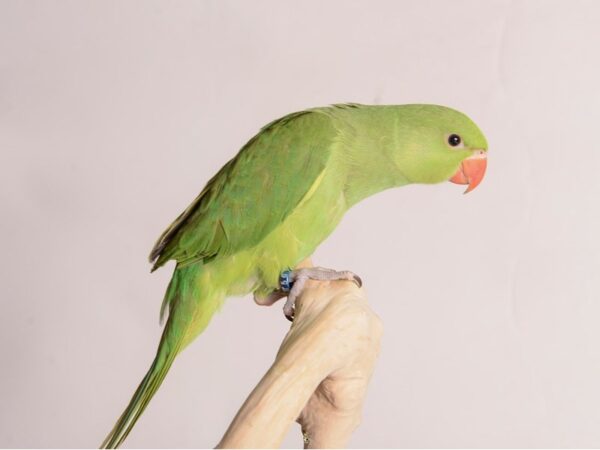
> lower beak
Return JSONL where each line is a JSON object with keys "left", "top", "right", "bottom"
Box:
{"left": 449, "top": 150, "right": 487, "bottom": 194}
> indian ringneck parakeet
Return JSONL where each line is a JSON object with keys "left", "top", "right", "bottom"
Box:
{"left": 101, "top": 103, "right": 487, "bottom": 448}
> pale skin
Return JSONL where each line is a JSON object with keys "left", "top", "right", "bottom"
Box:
{"left": 218, "top": 261, "right": 382, "bottom": 449}
{"left": 255, "top": 266, "right": 363, "bottom": 321}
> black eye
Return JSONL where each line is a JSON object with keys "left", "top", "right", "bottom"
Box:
{"left": 448, "top": 134, "right": 461, "bottom": 146}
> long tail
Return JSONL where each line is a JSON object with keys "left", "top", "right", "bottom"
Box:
{"left": 101, "top": 263, "right": 223, "bottom": 448}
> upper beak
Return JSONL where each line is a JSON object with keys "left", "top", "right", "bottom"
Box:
{"left": 449, "top": 150, "right": 487, "bottom": 194}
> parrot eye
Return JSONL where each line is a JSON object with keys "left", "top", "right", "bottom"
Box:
{"left": 447, "top": 134, "right": 462, "bottom": 147}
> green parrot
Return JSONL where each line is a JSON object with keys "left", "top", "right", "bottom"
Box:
{"left": 101, "top": 103, "right": 488, "bottom": 448}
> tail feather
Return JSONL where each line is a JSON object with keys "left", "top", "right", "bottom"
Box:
{"left": 101, "top": 330, "right": 179, "bottom": 449}
{"left": 101, "top": 263, "right": 222, "bottom": 449}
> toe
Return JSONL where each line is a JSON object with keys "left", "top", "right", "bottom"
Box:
{"left": 284, "top": 308, "right": 295, "bottom": 322}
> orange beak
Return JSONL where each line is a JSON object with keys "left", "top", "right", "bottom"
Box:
{"left": 449, "top": 150, "right": 487, "bottom": 194}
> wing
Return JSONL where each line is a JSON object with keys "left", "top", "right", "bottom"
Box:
{"left": 149, "top": 109, "right": 338, "bottom": 270}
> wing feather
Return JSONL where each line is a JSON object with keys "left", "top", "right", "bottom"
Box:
{"left": 149, "top": 109, "right": 337, "bottom": 270}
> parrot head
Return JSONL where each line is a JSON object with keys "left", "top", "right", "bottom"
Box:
{"left": 393, "top": 105, "right": 488, "bottom": 193}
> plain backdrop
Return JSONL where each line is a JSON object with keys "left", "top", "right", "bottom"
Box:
{"left": 2, "top": 0, "right": 600, "bottom": 448}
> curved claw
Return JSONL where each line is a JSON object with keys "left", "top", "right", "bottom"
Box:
{"left": 278, "top": 267, "right": 363, "bottom": 323}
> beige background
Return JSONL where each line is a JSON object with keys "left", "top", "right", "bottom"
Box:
{"left": 2, "top": 0, "right": 600, "bottom": 447}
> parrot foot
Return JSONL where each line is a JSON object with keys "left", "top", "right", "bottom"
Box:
{"left": 280, "top": 267, "right": 362, "bottom": 321}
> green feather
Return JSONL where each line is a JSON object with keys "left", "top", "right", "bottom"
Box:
{"left": 101, "top": 264, "right": 224, "bottom": 448}
{"left": 149, "top": 109, "right": 336, "bottom": 270}
{"left": 102, "top": 104, "right": 488, "bottom": 448}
